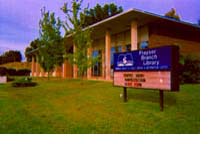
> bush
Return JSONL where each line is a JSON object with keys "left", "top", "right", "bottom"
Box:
{"left": 179, "top": 55, "right": 200, "bottom": 84}
{"left": 12, "top": 77, "right": 37, "bottom": 87}
{"left": 16, "top": 69, "right": 31, "bottom": 76}
{"left": 0, "top": 67, "right": 31, "bottom": 76}
{"left": 7, "top": 77, "right": 15, "bottom": 82}
{"left": 0, "top": 67, "right": 7, "bottom": 76}
{"left": 6, "top": 68, "right": 17, "bottom": 76}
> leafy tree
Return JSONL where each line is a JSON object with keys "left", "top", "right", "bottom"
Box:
{"left": 0, "top": 50, "right": 22, "bottom": 64}
{"left": 25, "top": 46, "right": 33, "bottom": 62}
{"left": 5, "top": 50, "right": 22, "bottom": 62}
{"left": 165, "top": 8, "right": 180, "bottom": 21}
{"left": 38, "top": 7, "right": 64, "bottom": 79}
{"left": 25, "top": 39, "right": 40, "bottom": 62}
{"left": 30, "top": 38, "right": 40, "bottom": 49}
{"left": 61, "top": 0, "right": 98, "bottom": 79}
{"left": 82, "top": 3, "right": 123, "bottom": 27}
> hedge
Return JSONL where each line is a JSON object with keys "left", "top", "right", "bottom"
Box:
{"left": 0, "top": 67, "right": 31, "bottom": 76}
{"left": 179, "top": 55, "right": 200, "bottom": 84}
{"left": 6, "top": 68, "right": 17, "bottom": 76}
{"left": 0, "top": 67, "right": 7, "bottom": 76}
{"left": 16, "top": 69, "right": 31, "bottom": 76}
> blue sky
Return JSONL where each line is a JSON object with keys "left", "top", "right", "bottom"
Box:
{"left": 0, "top": 0, "right": 200, "bottom": 59}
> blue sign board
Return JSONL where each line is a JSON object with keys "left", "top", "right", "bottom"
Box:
{"left": 114, "top": 46, "right": 173, "bottom": 72}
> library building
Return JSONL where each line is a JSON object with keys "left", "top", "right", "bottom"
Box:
{"left": 30, "top": 8, "right": 200, "bottom": 81}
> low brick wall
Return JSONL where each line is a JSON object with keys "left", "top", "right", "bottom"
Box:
{"left": 0, "top": 76, "right": 7, "bottom": 83}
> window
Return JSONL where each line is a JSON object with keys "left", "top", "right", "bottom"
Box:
{"left": 139, "top": 41, "right": 149, "bottom": 49}
{"left": 126, "top": 44, "right": 131, "bottom": 52}
{"left": 111, "top": 47, "right": 116, "bottom": 67}
{"left": 117, "top": 46, "right": 122, "bottom": 52}
{"left": 92, "top": 50, "right": 101, "bottom": 76}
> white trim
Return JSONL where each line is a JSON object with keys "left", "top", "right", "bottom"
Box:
{"left": 84, "top": 8, "right": 135, "bottom": 30}
{"left": 83, "top": 8, "right": 199, "bottom": 30}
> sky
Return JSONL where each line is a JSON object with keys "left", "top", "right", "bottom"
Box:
{"left": 0, "top": 0, "right": 200, "bottom": 60}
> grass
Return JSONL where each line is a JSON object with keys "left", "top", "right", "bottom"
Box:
{"left": 0, "top": 78, "right": 200, "bottom": 134}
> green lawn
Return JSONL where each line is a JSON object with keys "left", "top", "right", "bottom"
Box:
{"left": 0, "top": 78, "right": 200, "bottom": 133}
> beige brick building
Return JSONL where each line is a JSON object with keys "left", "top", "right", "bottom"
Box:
{"left": 30, "top": 9, "right": 200, "bottom": 80}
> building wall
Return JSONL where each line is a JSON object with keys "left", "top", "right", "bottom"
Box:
{"left": 111, "top": 30, "right": 131, "bottom": 47}
{"left": 31, "top": 21, "right": 199, "bottom": 80}
{"left": 149, "top": 34, "right": 200, "bottom": 57}
{"left": 93, "top": 38, "right": 105, "bottom": 51}
{"left": 62, "top": 60, "right": 73, "bottom": 78}
{"left": 90, "top": 26, "right": 149, "bottom": 79}
{"left": 138, "top": 25, "right": 149, "bottom": 43}
{"left": 108, "top": 25, "right": 149, "bottom": 49}
{"left": 148, "top": 23, "right": 200, "bottom": 57}
{"left": 105, "top": 25, "right": 149, "bottom": 50}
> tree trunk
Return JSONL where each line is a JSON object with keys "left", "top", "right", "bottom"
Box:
{"left": 79, "top": 69, "right": 84, "bottom": 85}
{"left": 47, "top": 72, "right": 49, "bottom": 80}
{"left": 47, "top": 68, "right": 50, "bottom": 80}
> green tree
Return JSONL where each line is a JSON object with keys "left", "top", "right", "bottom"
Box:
{"left": 165, "top": 8, "right": 180, "bottom": 21}
{"left": 24, "top": 46, "right": 33, "bottom": 62}
{"left": 25, "top": 39, "right": 40, "bottom": 62}
{"left": 38, "top": 7, "right": 64, "bottom": 79}
{"left": 82, "top": 3, "right": 123, "bottom": 27}
{"left": 61, "top": 0, "right": 98, "bottom": 79}
{"left": 0, "top": 50, "right": 22, "bottom": 64}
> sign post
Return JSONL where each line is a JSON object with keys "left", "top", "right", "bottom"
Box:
{"left": 113, "top": 45, "right": 179, "bottom": 111}
{"left": 123, "top": 87, "right": 127, "bottom": 102}
{"left": 159, "top": 90, "right": 164, "bottom": 111}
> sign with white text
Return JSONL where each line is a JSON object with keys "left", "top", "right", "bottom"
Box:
{"left": 114, "top": 71, "right": 171, "bottom": 90}
{"left": 113, "top": 45, "right": 179, "bottom": 91}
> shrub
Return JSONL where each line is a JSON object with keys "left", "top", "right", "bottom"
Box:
{"left": 179, "top": 55, "right": 200, "bottom": 84}
{"left": 0, "top": 67, "right": 7, "bottom": 76}
{"left": 16, "top": 69, "right": 31, "bottom": 76}
{"left": 0, "top": 67, "right": 31, "bottom": 76}
{"left": 7, "top": 77, "right": 15, "bottom": 82}
{"left": 6, "top": 68, "right": 17, "bottom": 76}
{"left": 12, "top": 77, "right": 37, "bottom": 87}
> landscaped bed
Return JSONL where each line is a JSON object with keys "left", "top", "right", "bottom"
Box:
{"left": 11, "top": 77, "right": 37, "bottom": 87}
{"left": 0, "top": 78, "right": 200, "bottom": 133}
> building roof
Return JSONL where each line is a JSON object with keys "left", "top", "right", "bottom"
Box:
{"left": 25, "top": 48, "right": 38, "bottom": 55}
{"left": 81, "top": 8, "right": 199, "bottom": 39}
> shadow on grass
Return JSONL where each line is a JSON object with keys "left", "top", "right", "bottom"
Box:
{"left": 127, "top": 89, "right": 177, "bottom": 106}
